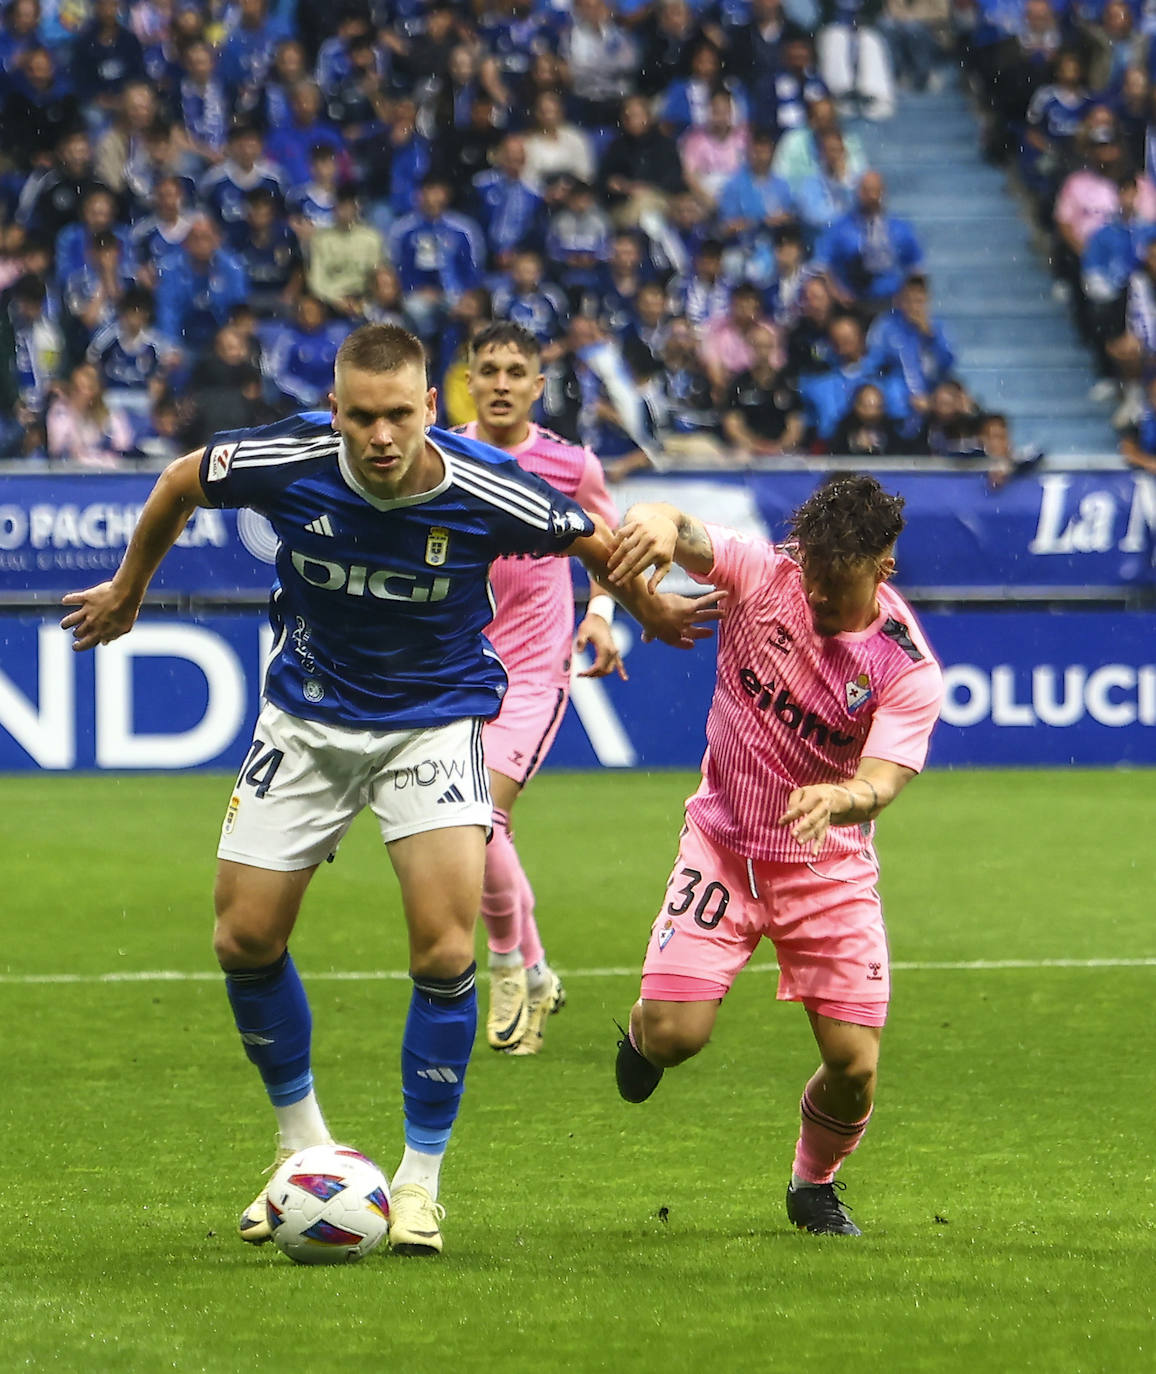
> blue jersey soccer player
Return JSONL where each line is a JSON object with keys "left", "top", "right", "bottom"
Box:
{"left": 61, "top": 323, "right": 710, "bottom": 1256}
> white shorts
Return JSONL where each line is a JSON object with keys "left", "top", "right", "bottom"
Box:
{"left": 217, "top": 701, "right": 493, "bottom": 872}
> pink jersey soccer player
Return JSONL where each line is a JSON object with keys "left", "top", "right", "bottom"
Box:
{"left": 607, "top": 475, "right": 944, "bottom": 1236}
{"left": 463, "top": 322, "right": 639, "bottom": 1054}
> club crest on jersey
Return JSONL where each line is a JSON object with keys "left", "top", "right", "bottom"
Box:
{"left": 223, "top": 793, "right": 241, "bottom": 835}
{"left": 845, "top": 673, "right": 873, "bottom": 713}
{"left": 425, "top": 526, "right": 450, "bottom": 567}
{"left": 206, "top": 442, "right": 238, "bottom": 482}
{"left": 657, "top": 917, "right": 675, "bottom": 951}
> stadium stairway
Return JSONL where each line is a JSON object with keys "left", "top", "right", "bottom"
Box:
{"left": 857, "top": 84, "right": 1117, "bottom": 456}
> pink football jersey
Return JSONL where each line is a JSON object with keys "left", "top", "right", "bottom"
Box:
{"left": 462, "top": 422, "right": 618, "bottom": 686}
{"left": 686, "top": 524, "right": 944, "bottom": 863}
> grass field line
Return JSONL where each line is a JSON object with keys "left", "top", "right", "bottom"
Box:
{"left": 2, "top": 957, "right": 1156, "bottom": 986}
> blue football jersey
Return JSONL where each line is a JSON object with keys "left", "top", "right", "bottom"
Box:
{"left": 199, "top": 414, "right": 595, "bottom": 730}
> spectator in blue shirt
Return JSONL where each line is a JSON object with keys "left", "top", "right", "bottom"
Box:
{"left": 362, "top": 94, "right": 431, "bottom": 224}
{"left": 794, "top": 127, "right": 859, "bottom": 235}
{"left": 86, "top": 283, "right": 170, "bottom": 407}
{"left": 490, "top": 250, "right": 570, "bottom": 351}
{"left": 753, "top": 27, "right": 828, "bottom": 134}
{"left": 130, "top": 174, "right": 194, "bottom": 282}
{"left": 71, "top": 0, "right": 145, "bottom": 125}
{"left": 1, "top": 44, "right": 82, "bottom": 170}
{"left": 251, "top": 37, "right": 308, "bottom": 132}
{"left": 287, "top": 143, "right": 339, "bottom": 244}
{"left": 268, "top": 293, "right": 340, "bottom": 406}
{"left": 669, "top": 238, "right": 732, "bottom": 330}
{"left": 227, "top": 187, "right": 302, "bottom": 317}
{"left": 658, "top": 39, "right": 750, "bottom": 136}
{"left": 55, "top": 186, "right": 128, "bottom": 282}
{"left": 1081, "top": 173, "right": 1155, "bottom": 378}
{"left": 178, "top": 41, "right": 230, "bottom": 166}
{"left": 263, "top": 81, "right": 343, "bottom": 187}
{"left": 471, "top": 133, "right": 548, "bottom": 271}
{"left": 198, "top": 124, "right": 286, "bottom": 230}
{"left": 389, "top": 176, "right": 485, "bottom": 337}
{"left": 0, "top": 0, "right": 43, "bottom": 82}
{"left": 717, "top": 126, "right": 796, "bottom": 244}
{"left": 546, "top": 178, "right": 612, "bottom": 305}
{"left": 867, "top": 273, "right": 955, "bottom": 414}
{"left": 155, "top": 214, "right": 248, "bottom": 355}
{"left": 314, "top": 9, "right": 373, "bottom": 97}
{"left": 814, "top": 169, "right": 923, "bottom": 308}
{"left": 1022, "top": 49, "right": 1093, "bottom": 194}
{"left": 591, "top": 230, "right": 651, "bottom": 334}
{"left": 798, "top": 311, "right": 909, "bottom": 444}
{"left": 218, "top": 0, "right": 288, "bottom": 108}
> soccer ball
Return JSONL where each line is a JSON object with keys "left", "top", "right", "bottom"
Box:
{"left": 266, "top": 1144, "right": 391, "bottom": 1265}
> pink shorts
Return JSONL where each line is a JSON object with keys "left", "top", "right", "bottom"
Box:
{"left": 640, "top": 813, "right": 889, "bottom": 1024}
{"left": 483, "top": 679, "right": 569, "bottom": 786}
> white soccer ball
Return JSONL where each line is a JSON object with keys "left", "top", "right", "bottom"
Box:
{"left": 266, "top": 1144, "right": 391, "bottom": 1265}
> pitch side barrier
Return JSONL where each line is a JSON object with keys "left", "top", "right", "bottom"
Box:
{"left": 0, "top": 459, "right": 1153, "bottom": 771}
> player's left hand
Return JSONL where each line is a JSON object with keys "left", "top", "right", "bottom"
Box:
{"left": 642, "top": 590, "right": 725, "bottom": 650}
{"left": 777, "top": 784, "right": 849, "bottom": 855}
{"left": 574, "top": 613, "right": 627, "bottom": 679}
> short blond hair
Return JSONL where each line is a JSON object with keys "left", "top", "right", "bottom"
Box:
{"left": 336, "top": 323, "right": 427, "bottom": 377}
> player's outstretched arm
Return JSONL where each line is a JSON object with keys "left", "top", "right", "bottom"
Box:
{"left": 569, "top": 512, "right": 722, "bottom": 650}
{"left": 605, "top": 502, "right": 715, "bottom": 592}
{"left": 60, "top": 449, "right": 208, "bottom": 652}
{"left": 778, "top": 758, "right": 917, "bottom": 855}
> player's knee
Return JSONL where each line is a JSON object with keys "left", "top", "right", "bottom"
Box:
{"left": 824, "top": 1049, "right": 878, "bottom": 1098}
{"left": 212, "top": 920, "right": 286, "bottom": 971}
{"left": 640, "top": 1005, "right": 712, "bottom": 1067}
{"left": 410, "top": 927, "right": 476, "bottom": 980}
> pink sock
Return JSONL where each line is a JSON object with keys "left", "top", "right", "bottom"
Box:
{"left": 516, "top": 864, "right": 546, "bottom": 970}
{"left": 480, "top": 809, "right": 521, "bottom": 955}
{"left": 792, "top": 1089, "right": 873, "bottom": 1185}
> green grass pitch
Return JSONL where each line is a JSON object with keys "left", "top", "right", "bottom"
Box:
{"left": 0, "top": 768, "right": 1153, "bottom": 1373}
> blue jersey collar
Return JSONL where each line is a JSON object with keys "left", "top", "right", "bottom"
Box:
{"left": 337, "top": 434, "right": 454, "bottom": 510}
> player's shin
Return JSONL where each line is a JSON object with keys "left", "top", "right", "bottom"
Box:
{"left": 791, "top": 1086, "right": 873, "bottom": 1187}
{"left": 480, "top": 808, "right": 522, "bottom": 956}
{"left": 395, "top": 963, "right": 478, "bottom": 1200}
{"left": 223, "top": 950, "right": 331, "bottom": 1149}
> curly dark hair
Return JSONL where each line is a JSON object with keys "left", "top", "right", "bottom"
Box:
{"left": 788, "top": 473, "right": 906, "bottom": 569}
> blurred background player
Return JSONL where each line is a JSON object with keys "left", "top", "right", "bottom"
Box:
{"left": 462, "top": 321, "right": 624, "bottom": 1056}
{"left": 607, "top": 475, "right": 943, "bottom": 1237}
{"left": 61, "top": 323, "right": 710, "bottom": 1258}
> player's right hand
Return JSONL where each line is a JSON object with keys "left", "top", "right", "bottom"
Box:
{"left": 60, "top": 582, "right": 140, "bottom": 652}
{"left": 642, "top": 590, "right": 725, "bottom": 650}
{"left": 607, "top": 512, "right": 679, "bottom": 592}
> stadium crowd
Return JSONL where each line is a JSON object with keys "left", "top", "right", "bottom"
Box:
{"left": 960, "top": 0, "right": 1156, "bottom": 455}
{"left": 0, "top": 0, "right": 1005, "bottom": 473}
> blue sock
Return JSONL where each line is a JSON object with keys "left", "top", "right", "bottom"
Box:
{"left": 224, "top": 950, "right": 314, "bottom": 1107}
{"left": 401, "top": 963, "right": 478, "bottom": 1154}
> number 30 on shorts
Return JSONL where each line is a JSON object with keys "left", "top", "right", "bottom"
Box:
{"left": 666, "top": 867, "right": 730, "bottom": 930}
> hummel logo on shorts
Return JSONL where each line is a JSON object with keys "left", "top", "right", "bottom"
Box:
{"left": 305, "top": 515, "right": 334, "bottom": 536}
{"left": 436, "top": 785, "right": 465, "bottom": 804}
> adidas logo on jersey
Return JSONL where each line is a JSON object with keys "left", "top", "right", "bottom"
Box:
{"left": 436, "top": 785, "right": 465, "bottom": 804}
{"left": 304, "top": 515, "right": 334, "bottom": 536}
